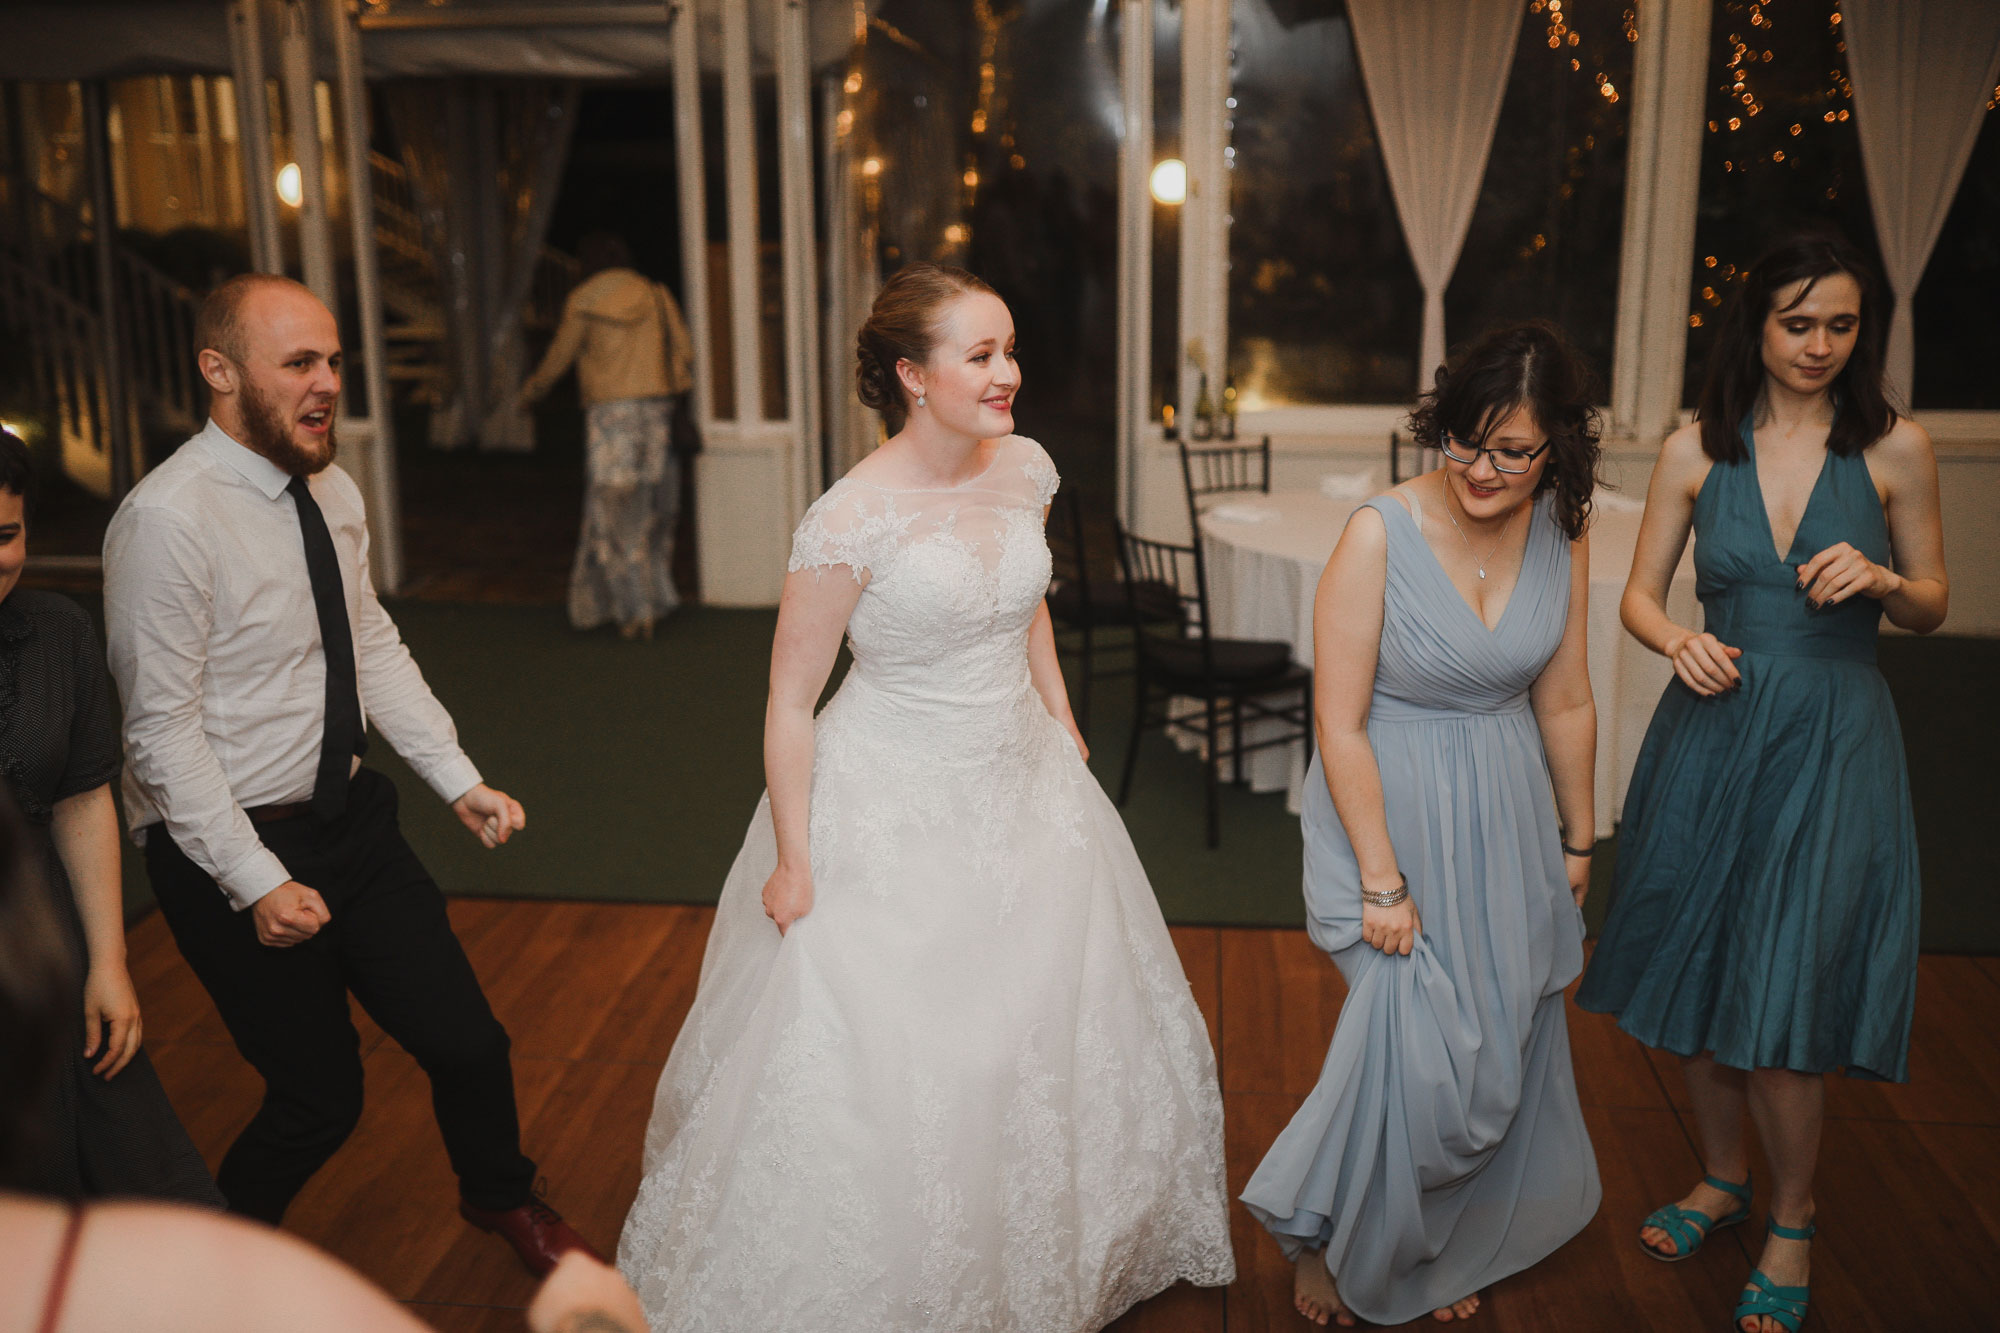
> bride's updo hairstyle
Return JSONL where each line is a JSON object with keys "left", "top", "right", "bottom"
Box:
{"left": 1408, "top": 320, "right": 1604, "bottom": 541}
{"left": 855, "top": 262, "right": 999, "bottom": 429}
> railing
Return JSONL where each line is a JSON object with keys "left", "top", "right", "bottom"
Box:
{"left": 0, "top": 248, "right": 114, "bottom": 460}
{"left": 0, "top": 182, "right": 201, "bottom": 439}
{"left": 367, "top": 148, "right": 577, "bottom": 333}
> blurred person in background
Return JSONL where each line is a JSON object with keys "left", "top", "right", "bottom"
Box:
{"left": 522, "top": 230, "right": 696, "bottom": 640}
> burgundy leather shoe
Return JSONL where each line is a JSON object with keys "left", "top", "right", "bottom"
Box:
{"left": 459, "top": 1187, "right": 602, "bottom": 1277}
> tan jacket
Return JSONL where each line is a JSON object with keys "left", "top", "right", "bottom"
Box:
{"left": 522, "top": 267, "right": 694, "bottom": 408}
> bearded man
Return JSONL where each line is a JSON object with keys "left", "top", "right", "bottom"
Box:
{"left": 102, "top": 274, "right": 595, "bottom": 1274}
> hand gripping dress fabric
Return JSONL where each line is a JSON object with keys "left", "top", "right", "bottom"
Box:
{"left": 1576, "top": 418, "right": 1921, "bottom": 1081}
{"left": 617, "top": 436, "right": 1235, "bottom": 1331}
{"left": 1239, "top": 494, "right": 1600, "bottom": 1327}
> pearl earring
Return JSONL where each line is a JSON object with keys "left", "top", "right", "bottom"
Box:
{"left": 916, "top": 393, "right": 926, "bottom": 408}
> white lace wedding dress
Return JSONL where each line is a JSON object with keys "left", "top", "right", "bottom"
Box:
{"left": 617, "top": 435, "right": 1234, "bottom": 1331}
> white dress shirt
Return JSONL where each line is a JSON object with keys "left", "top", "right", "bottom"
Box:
{"left": 104, "top": 420, "right": 482, "bottom": 910}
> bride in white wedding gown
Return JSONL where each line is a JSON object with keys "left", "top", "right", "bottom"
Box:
{"left": 617, "top": 265, "right": 1234, "bottom": 1331}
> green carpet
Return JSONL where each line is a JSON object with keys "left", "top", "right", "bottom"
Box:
{"left": 97, "top": 598, "right": 1995, "bottom": 951}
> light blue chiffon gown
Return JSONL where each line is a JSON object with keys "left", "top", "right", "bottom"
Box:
{"left": 1241, "top": 493, "right": 1601, "bottom": 1325}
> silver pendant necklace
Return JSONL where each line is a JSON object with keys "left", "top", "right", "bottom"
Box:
{"left": 1443, "top": 490, "right": 1511, "bottom": 579}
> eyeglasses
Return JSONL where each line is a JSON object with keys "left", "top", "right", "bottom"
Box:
{"left": 1440, "top": 433, "right": 1551, "bottom": 475}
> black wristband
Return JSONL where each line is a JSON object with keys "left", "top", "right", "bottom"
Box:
{"left": 1561, "top": 841, "right": 1594, "bottom": 857}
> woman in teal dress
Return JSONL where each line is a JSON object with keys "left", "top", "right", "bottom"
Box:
{"left": 1243, "top": 324, "right": 1604, "bottom": 1326}
{"left": 1578, "top": 234, "right": 1948, "bottom": 1333}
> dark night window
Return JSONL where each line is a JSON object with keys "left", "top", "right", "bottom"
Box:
{"left": 1682, "top": 0, "right": 1884, "bottom": 406}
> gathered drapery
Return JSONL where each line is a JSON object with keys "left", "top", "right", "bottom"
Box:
{"left": 1843, "top": 0, "right": 2000, "bottom": 406}
{"left": 1345, "top": 0, "right": 1523, "bottom": 395}
{"left": 385, "top": 79, "right": 579, "bottom": 451}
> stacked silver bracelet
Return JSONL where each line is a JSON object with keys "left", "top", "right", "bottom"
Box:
{"left": 1361, "top": 873, "right": 1409, "bottom": 908}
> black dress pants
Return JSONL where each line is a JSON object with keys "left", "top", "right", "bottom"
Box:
{"left": 145, "top": 767, "right": 535, "bottom": 1223}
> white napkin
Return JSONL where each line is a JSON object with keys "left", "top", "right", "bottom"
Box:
{"left": 1206, "top": 501, "right": 1280, "bottom": 524}
{"left": 1319, "top": 470, "right": 1375, "bottom": 500}
{"left": 1592, "top": 489, "right": 1645, "bottom": 514}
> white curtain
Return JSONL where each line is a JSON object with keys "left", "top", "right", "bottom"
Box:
{"left": 1844, "top": 0, "right": 2000, "bottom": 406}
{"left": 1346, "top": 0, "right": 1523, "bottom": 394}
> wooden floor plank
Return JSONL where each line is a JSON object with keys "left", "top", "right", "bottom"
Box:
{"left": 406, "top": 1304, "right": 525, "bottom": 1333}
{"left": 1639, "top": 957, "right": 2000, "bottom": 1126}
{"left": 127, "top": 899, "right": 2000, "bottom": 1331}
{"left": 1169, "top": 926, "right": 1223, "bottom": 1066}
{"left": 1217, "top": 928, "right": 1347, "bottom": 1098}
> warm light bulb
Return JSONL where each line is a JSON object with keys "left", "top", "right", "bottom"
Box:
{"left": 276, "top": 162, "right": 304, "bottom": 208}
{"left": 1149, "top": 158, "right": 1187, "bottom": 205}
{"left": 861, "top": 157, "right": 882, "bottom": 177}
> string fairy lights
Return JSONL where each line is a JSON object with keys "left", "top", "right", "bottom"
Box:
{"left": 1688, "top": 1, "right": 1871, "bottom": 337}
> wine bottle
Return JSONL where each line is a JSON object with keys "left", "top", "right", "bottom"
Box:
{"left": 1220, "top": 372, "right": 1238, "bottom": 441}
{"left": 1192, "top": 373, "right": 1215, "bottom": 441}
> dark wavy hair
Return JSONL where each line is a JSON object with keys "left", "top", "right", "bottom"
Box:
{"left": 854, "top": 262, "right": 998, "bottom": 430}
{"left": 1695, "top": 230, "right": 1895, "bottom": 464}
{"left": 1408, "top": 321, "right": 1603, "bottom": 540}
{"left": 0, "top": 785, "right": 71, "bottom": 1189}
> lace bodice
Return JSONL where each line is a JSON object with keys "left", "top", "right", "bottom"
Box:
{"left": 790, "top": 435, "right": 1059, "bottom": 708}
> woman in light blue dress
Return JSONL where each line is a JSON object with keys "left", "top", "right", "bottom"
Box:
{"left": 1242, "top": 324, "right": 1603, "bottom": 1326}
{"left": 1578, "top": 233, "right": 1948, "bottom": 1333}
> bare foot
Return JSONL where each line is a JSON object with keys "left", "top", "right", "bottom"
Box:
{"left": 1738, "top": 1217, "right": 1812, "bottom": 1333}
{"left": 1432, "top": 1291, "right": 1482, "bottom": 1321}
{"left": 1293, "top": 1249, "right": 1356, "bottom": 1327}
{"left": 1640, "top": 1177, "right": 1746, "bottom": 1257}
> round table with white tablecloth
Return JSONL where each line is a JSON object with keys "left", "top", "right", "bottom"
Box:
{"left": 1195, "top": 488, "right": 1698, "bottom": 839}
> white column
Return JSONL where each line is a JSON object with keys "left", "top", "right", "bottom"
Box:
{"left": 278, "top": 0, "right": 336, "bottom": 308}
{"left": 325, "top": 0, "right": 402, "bottom": 591}
{"left": 721, "top": 0, "right": 763, "bottom": 423}
{"left": 775, "top": 0, "right": 820, "bottom": 511}
{"left": 1610, "top": 0, "right": 1711, "bottom": 441}
{"left": 227, "top": 0, "right": 282, "bottom": 274}
{"left": 1177, "top": 0, "right": 1230, "bottom": 428}
{"left": 672, "top": 0, "right": 713, "bottom": 429}
{"left": 1117, "top": 0, "right": 1155, "bottom": 528}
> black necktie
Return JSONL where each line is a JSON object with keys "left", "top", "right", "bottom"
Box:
{"left": 288, "top": 475, "right": 365, "bottom": 818}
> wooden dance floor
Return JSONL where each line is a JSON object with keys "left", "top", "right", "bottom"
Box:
{"left": 129, "top": 900, "right": 2000, "bottom": 1330}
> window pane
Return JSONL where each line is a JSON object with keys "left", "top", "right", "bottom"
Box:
{"left": 1682, "top": 0, "right": 1883, "bottom": 406}
{"left": 1912, "top": 105, "right": 2000, "bottom": 409}
{"left": 1446, "top": 0, "right": 1634, "bottom": 387}
{"left": 834, "top": 0, "right": 1122, "bottom": 502}
{"left": 1229, "top": 0, "right": 1421, "bottom": 407}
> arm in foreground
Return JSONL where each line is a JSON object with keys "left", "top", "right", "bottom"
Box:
{"left": 344, "top": 501, "right": 521, "bottom": 846}
{"left": 761, "top": 564, "right": 867, "bottom": 934}
{"left": 54, "top": 1202, "right": 646, "bottom": 1332}
{"left": 1621, "top": 424, "right": 1741, "bottom": 697}
{"left": 1530, "top": 530, "right": 1597, "bottom": 906}
{"left": 49, "top": 785, "right": 141, "bottom": 1077}
{"left": 1311, "top": 506, "right": 1417, "bottom": 956}
{"left": 1798, "top": 417, "right": 1947, "bottom": 632}
{"left": 1026, "top": 599, "right": 1087, "bottom": 760}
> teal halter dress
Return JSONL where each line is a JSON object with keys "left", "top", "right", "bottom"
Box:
{"left": 1577, "top": 419, "right": 1920, "bottom": 1082}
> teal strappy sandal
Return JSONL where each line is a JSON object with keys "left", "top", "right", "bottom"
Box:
{"left": 1732, "top": 1217, "right": 1815, "bottom": 1332}
{"left": 1639, "top": 1173, "right": 1753, "bottom": 1262}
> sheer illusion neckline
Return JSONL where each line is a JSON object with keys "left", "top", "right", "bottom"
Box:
{"left": 842, "top": 442, "right": 1010, "bottom": 495}
{"left": 1386, "top": 492, "right": 1536, "bottom": 635}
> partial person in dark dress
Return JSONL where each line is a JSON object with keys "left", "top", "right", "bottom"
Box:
{"left": 1577, "top": 234, "right": 1948, "bottom": 1333}
{"left": 0, "top": 428, "right": 220, "bottom": 1205}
